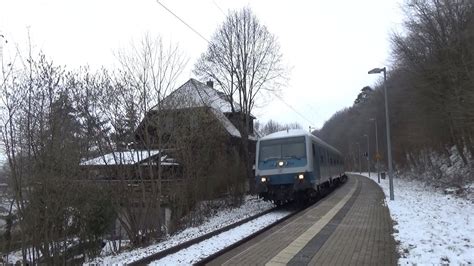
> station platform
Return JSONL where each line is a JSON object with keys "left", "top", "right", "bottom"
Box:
{"left": 207, "top": 174, "right": 398, "bottom": 265}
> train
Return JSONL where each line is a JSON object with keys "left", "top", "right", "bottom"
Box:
{"left": 255, "top": 129, "right": 347, "bottom": 205}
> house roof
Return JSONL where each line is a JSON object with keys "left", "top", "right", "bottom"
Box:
{"left": 156, "top": 79, "right": 256, "bottom": 139}
{"left": 81, "top": 149, "right": 178, "bottom": 166}
{"left": 158, "top": 78, "right": 239, "bottom": 113}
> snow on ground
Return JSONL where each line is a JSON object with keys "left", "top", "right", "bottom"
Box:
{"left": 4, "top": 248, "right": 36, "bottom": 264}
{"left": 357, "top": 172, "right": 474, "bottom": 264}
{"left": 151, "top": 211, "right": 291, "bottom": 265}
{"left": 88, "top": 195, "right": 274, "bottom": 265}
{"left": 0, "top": 193, "right": 15, "bottom": 231}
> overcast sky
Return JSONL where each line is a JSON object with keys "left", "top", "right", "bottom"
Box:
{"left": 0, "top": 0, "right": 405, "bottom": 130}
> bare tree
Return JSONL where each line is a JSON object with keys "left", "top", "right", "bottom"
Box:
{"left": 257, "top": 119, "right": 302, "bottom": 136}
{"left": 316, "top": 0, "right": 474, "bottom": 185}
{"left": 110, "top": 34, "right": 187, "bottom": 245}
{"left": 0, "top": 47, "right": 118, "bottom": 263}
{"left": 194, "top": 7, "right": 287, "bottom": 178}
{"left": 392, "top": 0, "right": 474, "bottom": 162}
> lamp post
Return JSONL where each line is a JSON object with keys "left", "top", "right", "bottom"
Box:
{"left": 356, "top": 142, "right": 361, "bottom": 174}
{"left": 364, "top": 134, "right": 370, "bottom": 177}
{"left": 368, "top": 67, "right": 394, "bottom": 200}
{"left": 0, "top": 34, "right": 7, "bottom": 69}
{"left": 370, "top": 118, "right": 380, "bottom": 183}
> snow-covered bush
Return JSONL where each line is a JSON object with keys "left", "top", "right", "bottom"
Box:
{"left": 403, "top": 146, "right": 473, "bottom": 191}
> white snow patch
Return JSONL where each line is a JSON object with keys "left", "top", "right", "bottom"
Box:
{"left": 404, "top": 146, "right": 473, "bottom": 189}
{"left": 210, "top": 108, "right": 241, "bottom": 138}
{"left": 356, "top": 172, "right": 474, "bottom": 264}
{"left": 261, "top": 129, "right": 310, "bottom": 140}
{"left": 4, "top": 248, "right": 35, "bottom": 264}
{"left": 88, "top": 195, "right": 274, "bottom": 265}
{"left": 150, "top": 211, "right": 290, "bottom": 265}
{"left": 159, "top": 79, "right": 239, "bottom": 114}
{"left": 155, "top": 79, "right": 259, "bottom": 140}
{"left": 81, "top": 150, "right": 169, "bottom": 166}
{"left": 259, "top": 129, "right": 341, "bottom": 155}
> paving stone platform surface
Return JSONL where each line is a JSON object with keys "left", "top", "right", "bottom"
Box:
{"left": 207, "top": 174, "right": 398, "bottom": 266}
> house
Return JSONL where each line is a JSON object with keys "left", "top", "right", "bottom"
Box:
{"left": 80, "top": 149, "right": 179, "bottom": 180}
{"left": 81, "top": 78, "right": 258, "bottom": 190}
{"left": 134, "top": 78, "right": 258, "bottom": 191}
{"left": 135, "top": 78, "right": 257, "bottom": 146}
{"left": 79, "top": 78, "right": 259, "bottom": 236}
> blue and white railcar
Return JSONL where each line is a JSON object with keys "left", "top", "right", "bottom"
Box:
{"left": 255, "top": 129, "right": 345, "bottom": 204}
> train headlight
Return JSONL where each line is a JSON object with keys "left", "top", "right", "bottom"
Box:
{"left": 278, "top": 161, "right": 285, "bottom": 167}
{"left": 298, "top": 173, "right": 304, "bottom": 180}
{"left": 261, "top": 177, "right": 267, "bottom": 183}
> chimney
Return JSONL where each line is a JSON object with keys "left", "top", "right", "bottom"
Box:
{"left": 206, "top": 80, "right": 214, "bottom": 88}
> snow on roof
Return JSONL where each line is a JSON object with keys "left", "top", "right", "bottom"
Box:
{"left": 260, "top": 129, "right": 311, "bottom": 140}
{"left": 260, "top": 129, "right": 341, "bottom": 155}
{"left": 154, "top": 79, "right": 257, "bottom": 140}
{"left": 158, "top": 79, "right": 240, "bottom": 113}
{"left": 81, "top": 150, "right": 172, "bottom": 166}
{"left": 209, "top": 108, "right": 241, "bottom": 138}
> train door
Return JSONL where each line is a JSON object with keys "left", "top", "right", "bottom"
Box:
{"left": 319, "top": 147, "right": 326, "bottom": 181}
{"left": 338, "top": 156, "right": 343, "bottom": 175}
{"left": 326, "top": 150, "right": 332, "bottom": 179}
{"left": 312, "top": 143, "right": 321, "bottom": 182}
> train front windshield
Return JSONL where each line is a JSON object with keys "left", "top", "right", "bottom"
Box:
{"left": 259, "top": 136, "right": 306, "bottom": 162}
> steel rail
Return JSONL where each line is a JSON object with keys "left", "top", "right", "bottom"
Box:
{"left": 128, "top": 205, "right": 280, "bottom": 265}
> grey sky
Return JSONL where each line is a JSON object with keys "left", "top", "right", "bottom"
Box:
{"left": 0, "top": 0, "right": 405, "bottom": 129}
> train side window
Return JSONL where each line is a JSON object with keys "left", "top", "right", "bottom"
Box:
{"left": 320, "top": 155, "right": 324, "bottom": 163}
{"left": 312, "top": 144, "right": 315, "bottom": 155}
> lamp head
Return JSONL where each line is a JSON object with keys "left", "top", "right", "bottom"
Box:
{"left": 368, "top": 67, "right": 385, "bottom": 74}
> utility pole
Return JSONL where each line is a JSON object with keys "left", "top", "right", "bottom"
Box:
{"left": 356, "top": 142, "right": 361, "bottom": 174}
{"left": 0, "top": 34, "right": 7, "bottom": 72}
{"left": 370, "top": 118, "right": 380, "bottom": 183}
{"left": 364, "top": 134, "right": 370, "bottom": 177}
{"left": 369, "top": 67, "right": 394, "bottom": 200}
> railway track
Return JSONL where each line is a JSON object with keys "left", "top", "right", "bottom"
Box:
{"left": 194, "top": 206, "right": 303, "bottom": 265}
{"left": 128, "top": 205, "right": 288, "bottom": 265}
{"left": 128, "top": 180, "right": 346, "bottom": 265}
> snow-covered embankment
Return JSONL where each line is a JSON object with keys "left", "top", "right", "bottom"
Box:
{"left": 361, "top": 172, "right": 474, "bottom": 264}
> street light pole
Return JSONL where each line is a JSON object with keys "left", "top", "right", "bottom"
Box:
{"left": 356, "top": 142, "right": 361, "bottom": 174}
{"left": 368, "top": 67, "right": 394, "bottom": 200}
{"left": 0, "top": 34, "right": 7, "bottom": 71}
{"left": 370, "top": 118, "right": 380, "bottom": 183}
{"left": 364, "top": 134, "right": 370, "bottom": 177}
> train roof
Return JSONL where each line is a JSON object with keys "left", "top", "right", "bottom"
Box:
{"left": 260, "top": 129, "right": 342, "bottom": 156}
